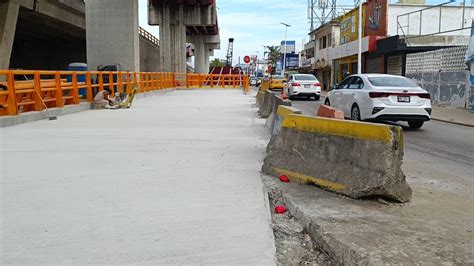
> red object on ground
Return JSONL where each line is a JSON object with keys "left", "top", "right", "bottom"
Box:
{"left": 275, "top": 205, "right": 287, "bottom": 214}
{"left": 279, "top": 175, "right": 290, "bottom": 183}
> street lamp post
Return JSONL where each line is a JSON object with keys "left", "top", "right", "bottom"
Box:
{"left": 281, "top": 22, "right": 291, "bottom": 76}
{"left": 357, "top": 0, "right": 363, "bottom": 75}
{"left": 262, "top": 45, "right": 267, "bottom": 75}
{"left": 255, "top": 51, "right": 259, "bottom": 79}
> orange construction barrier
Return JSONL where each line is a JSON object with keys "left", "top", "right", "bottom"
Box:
{"left": 0, "top": 70, "right": 250, "bottom": 116}
{"left": 316, "top": 105, "right": 345, "bottom": 120}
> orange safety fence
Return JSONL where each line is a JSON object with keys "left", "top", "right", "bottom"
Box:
{"left": 0, "top": 70, "right": 250, "bottom": 116}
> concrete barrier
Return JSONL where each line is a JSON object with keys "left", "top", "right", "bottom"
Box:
{"left": 256, "top": 91, "right": 265, "bottom": 107}
{"left": 266, "top": 105, "right": 300, "bottom": 136}
{"left": 258, "top": 90, "right": 275, "bottom": 118}
{"left": 262, "top": 114, "right": 412, "bottom": 202}
{"left": 265, "top": 94, "right": 292, "bottom": 132}
{"left": 316, "top": 105, "right": 344, "bottom": 120}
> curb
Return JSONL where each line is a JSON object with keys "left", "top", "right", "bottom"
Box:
{"left": 282, "top": 192, "right": 364, "bottom": 264}
{"left": 263, "top": 175, "right": 364, "bottom": 265}
{"left": 431, "top": 117, "right": 474, "bottom": 128}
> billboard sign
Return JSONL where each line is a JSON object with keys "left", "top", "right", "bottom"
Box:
{"left": 280, "top": 40, "right": 296, "bottom": 54}
{"left": 281, "top": 54, "right": 299, "bottom": 69}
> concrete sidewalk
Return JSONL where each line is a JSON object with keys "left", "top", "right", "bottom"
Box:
{"left": 0, "top": 90, "right": 276, "bottom": 264}
{"left": 432, "top": 106, "right": 474, "bottom": 127}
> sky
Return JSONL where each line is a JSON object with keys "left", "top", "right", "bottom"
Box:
{"left": 138, "top": 0, "right": 314, "bottom": 65}
{"left": 138, "top": 0, "right": 469, "bottom": 65}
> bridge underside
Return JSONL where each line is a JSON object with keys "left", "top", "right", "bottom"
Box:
{"left": 11, "top": 6, "right": 86, "bottom": 70}
{"left": 0, "top": 0, "right": 86, "bottom": 71}
{"left": 148, "top": 0, "right": 220, "bottom": 73}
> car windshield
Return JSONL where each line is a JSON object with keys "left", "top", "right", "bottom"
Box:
{"left": 272, "top": 75, "right": 284, "bottom": 79}
{"left": 294, "top": 75, "right": 317, "bottom": 81}
{"left": 367, "top": 76, "right": 418, "bottom": 88}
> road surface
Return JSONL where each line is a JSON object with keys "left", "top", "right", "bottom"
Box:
{"left": 1, "top": 90, "right": 276, "bottom": 264}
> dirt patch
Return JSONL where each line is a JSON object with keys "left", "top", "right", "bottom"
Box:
{"left": 265, "top": 176, "right": 333, "bottom": 265}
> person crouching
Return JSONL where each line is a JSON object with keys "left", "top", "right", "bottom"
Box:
{"left": 94, "top": 88, "right": 114, "bottom": 109}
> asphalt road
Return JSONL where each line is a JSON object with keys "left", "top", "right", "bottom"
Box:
{"left": 290, "top": 95, "right": 474, "bottom": 181}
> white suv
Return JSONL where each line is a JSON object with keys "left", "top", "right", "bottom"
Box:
{"left": 284, "top": 74, "right": 321, "bottom": 101}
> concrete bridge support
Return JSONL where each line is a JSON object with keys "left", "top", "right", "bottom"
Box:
{"left": 157, "top": 5, "right": 171, "bottom": 72}
{"left": 85, "top": 0, "right": 140, "bottom": 72}
{"left": 193, "top": 37, "right": 207, "bottom": 74}
{"left": 151, "top": 5, "right": 186, "bottom": 73}
{"left": 170, "top": 6, "right": 187, "bottom": 74}
{"left": 188, "top": 35, "right": 220, "bottom": 73}
{"left": 0, "top": 1, "right": 19, "bottom": 70}
{"left": 149, "top": 1, "right": 220, "bottom": 74}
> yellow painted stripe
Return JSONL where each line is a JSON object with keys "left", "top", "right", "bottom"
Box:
{"left": 282, "top": 114, "right": 394, "bottom": 143}
{"left": 275, "top": 168, "right": 346, "bottom": 191}
{"left": 276, "top": 105, "right": 301, "bottom": 117}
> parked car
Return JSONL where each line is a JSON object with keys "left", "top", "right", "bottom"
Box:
{"left": 284, "top": 74, "right": 321, "bottom": 100}
{"left": 325, "top": 74, "right": 431, "bottom": 129}
{"left": 259, "top": 75, "right": 284, "bottom": 91}
{"left": 250, "top": 77, "right": 258, "bottom": 86}
{"left": 268, "top": 75, "right": 286, "bottom": 90}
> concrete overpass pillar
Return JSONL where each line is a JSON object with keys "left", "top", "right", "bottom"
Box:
{"left": 0, "top": 1, "right": 19, "bottom": 70}
{"left": 204, "top": 47, "right": 210, "bottom": 73}
{"left": 158, "top": 5, "right": 171, "bottom": 72}
{"left": 170, "top": 6, "right": 186, "bottom": 74}
{"left": 85, "top": 0, "right": 140, "bottom": 71}
{"left": 193, "top": 37, "right": 207, "bottom": 74}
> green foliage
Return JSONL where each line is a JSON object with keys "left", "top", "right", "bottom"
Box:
{"left": 265, "top": 45, "right": 281, "bottom": 74}
{"left": 210, "top": 58, "right": 226, "bottom": 68}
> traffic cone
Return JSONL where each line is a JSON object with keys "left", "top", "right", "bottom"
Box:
{"left": 281, "top": 89, "right": 288, "bottom": 100}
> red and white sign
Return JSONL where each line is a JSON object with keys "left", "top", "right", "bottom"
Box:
{"left": 244, "top": 55, "right": 251, "bottom": 64}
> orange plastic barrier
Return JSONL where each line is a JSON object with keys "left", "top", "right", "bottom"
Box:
{"left": 0, "top": 70, "right": 250, "bottom": 116}
{"left": 316, "top": 105, "right": 345, "bottom": 120}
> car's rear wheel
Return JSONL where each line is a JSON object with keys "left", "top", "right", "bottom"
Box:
{"left": 351, "top": 105, "right": 361, "bottom": 121}
{"left": 324, "top": 99, "right": 330, "bottom": 106}
{"left": 408, "top": 120, "right": 424, "bottom": 129}
{"left": 313, "top": 95, "right": 320, "bottom": 101}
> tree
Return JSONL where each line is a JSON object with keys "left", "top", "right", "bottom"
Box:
{"left": 265, "top": 45, "right": 281, "bottom": 74}
{"left": 210, "top": 58, "right": 226, "bottom": 68}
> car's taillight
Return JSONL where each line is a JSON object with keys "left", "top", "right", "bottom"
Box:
{"left": 369, "top": 92, "right": 391, "bottom": 98}
{"left": 291, "top": 82, "right": 301, "bottom": 86}
{"left": 314, "top": 82, "right": 321, "bottom": 86}
{"left": 418, "top": 93, "right": 431, "bottom": 99}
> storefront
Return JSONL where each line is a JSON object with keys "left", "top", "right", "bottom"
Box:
{"left": 376, "top": 35, "right": 449, "bottom": 76}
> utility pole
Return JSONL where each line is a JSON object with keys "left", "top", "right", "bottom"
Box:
{"left": 281, "top": 22, "right": 291, "bottom": 76}
{"left": 357, "top": 0, "right": 363, "bottom": 74}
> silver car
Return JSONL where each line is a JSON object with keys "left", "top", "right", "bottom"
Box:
{"left": 284, "top": 74, "right": 321, "bottom": 101}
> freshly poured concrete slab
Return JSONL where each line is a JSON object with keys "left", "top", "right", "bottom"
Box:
{"left": 0, "top": 90, "right": 275, "bottom": 264}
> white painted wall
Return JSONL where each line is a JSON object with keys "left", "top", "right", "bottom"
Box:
{"left": 388, "top": 4, "right": 474, "bottom": 37}
{"left": 311, "top": 24, "right": 340, "bottom": 68}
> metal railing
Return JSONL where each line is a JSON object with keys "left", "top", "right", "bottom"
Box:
{"left": 396, "top": 0, "right": 472, "bottom": 38}
{"left": 0, "top": 70, "right": 249, "bottom": 116}
{"left": 139, "top": 26, "right": 160, "bottom": 46}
